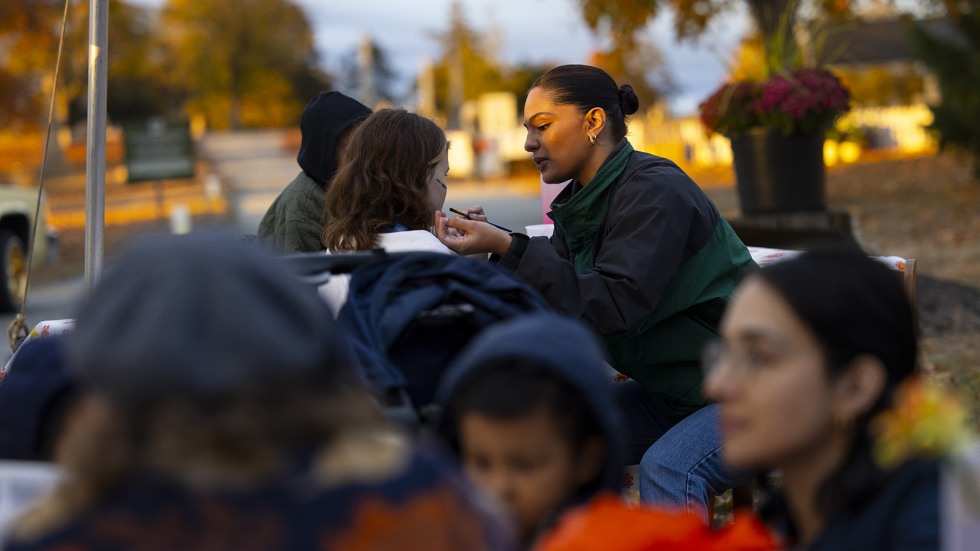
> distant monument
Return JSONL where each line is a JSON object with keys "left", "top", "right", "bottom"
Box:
{"left": 357, "top": 34, "right": 375, "bottom": 108}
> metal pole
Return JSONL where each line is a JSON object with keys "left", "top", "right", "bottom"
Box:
{"left": 84, "top": 0, "right": 108, "bottom": 290}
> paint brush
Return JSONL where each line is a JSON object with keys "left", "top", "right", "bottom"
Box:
{"left": 449, "top": 207, "right": 512, "bottom": 233}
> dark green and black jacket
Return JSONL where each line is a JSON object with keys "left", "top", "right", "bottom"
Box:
{"left": 494, "top": 140, "right": 756, "bottom": 417}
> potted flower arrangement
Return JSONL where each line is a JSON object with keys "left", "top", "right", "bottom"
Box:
{"left": 699, "top": 67, "right": 850, "bottom": 215}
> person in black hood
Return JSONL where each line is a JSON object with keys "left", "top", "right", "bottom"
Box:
{"left": 257, "top": 91, "right": 372, "bottom": 252}
{"left": 435, "top": 314, "right": 626, "bottom": 549}
{"left": 4, "top": 232, "right": 514, "bottom": 551}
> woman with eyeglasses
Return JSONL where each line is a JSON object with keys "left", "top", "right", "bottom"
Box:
{"left": 704, "top": 247, "right": 938, "bottom": 550}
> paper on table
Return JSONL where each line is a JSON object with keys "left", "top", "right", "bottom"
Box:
{"left": 525, "top": 224, "right": 555, "bottom": 238}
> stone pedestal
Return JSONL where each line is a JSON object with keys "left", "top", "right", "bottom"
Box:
{"left": 728, "top": 210, "right": 857, "bottom": 249}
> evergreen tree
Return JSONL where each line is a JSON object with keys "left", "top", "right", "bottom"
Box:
{"left": 910, "top": 6, "right": 980, "bottom": 178}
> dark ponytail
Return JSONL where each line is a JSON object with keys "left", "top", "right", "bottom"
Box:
{"left": 531, "top": 65, "right": 638, "bottom": 141}
{"left": 618, "top": 84, "right": 639, "bottom": 118}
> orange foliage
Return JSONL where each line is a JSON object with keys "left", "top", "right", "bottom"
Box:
{"left": 537, "top": 494, "right": 782, "bottom": 551}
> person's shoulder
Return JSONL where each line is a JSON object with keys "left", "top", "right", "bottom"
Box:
{"left": 379, "top": 231, "right": 453, "bottom": 255}
{"left": 882, "top": 459, "right": 940, "bottom": 514}
{"left": 305, "top": 434, "right": 512, "bottom": 549}
{"left": 627, "top": 149, "right": 686, "bottom": 173}
{"left": 282, "top": 171, "right": 323, "bottom": 202}
{"left": 621, "top": 150, "right": 695, "bottom": 188}
{"left": 258, "top": 172, "right": 310, "bottom": 225}
{"left": 816, "top": 460, "right": 940, "bottom": 551}
{"left": 3, "top": 474, "right": 189, "bottom": 550}
{"left": 869, "top": 458, "right": 940, "bottom": 512}
{"left": 615, "top": 150, "right": 704, "bottom": 207}
{"left": 870, "top": 459, "right": 940, "bottom": 533}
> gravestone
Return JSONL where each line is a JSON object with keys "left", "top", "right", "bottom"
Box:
{"left": 123, "top": 119, "right": 195, "bottom": 183}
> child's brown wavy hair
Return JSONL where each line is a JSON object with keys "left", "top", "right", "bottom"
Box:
{"left": 322, "top": 109, "right": 447, "bottom": 252}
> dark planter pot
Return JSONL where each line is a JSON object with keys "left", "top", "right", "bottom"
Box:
{"left": 729, "top": 128, "right": 826, "bottom": 215}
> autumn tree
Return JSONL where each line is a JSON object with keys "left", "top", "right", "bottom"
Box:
{"left": 577, "top": 0, "right": 860, "bottom": 47}
{"left": 160, "top": 0, "right": 330, "bottom": 130}
{"left": 429, "top": 1, "right": 503, "bottom": 127}
{"left": 500, "top": 62, "right": 558, "bottom": 103}
{"left": 575, "top": 1, "right": 960, "bottom": 50}
{"left": 427, "top": 1, "right": 559, "bottom": 128}
{"left": 574, "top": 0, "right": 883, "bottom": 83}
{"left": 56, "top": 0, "right": 177, "bottom": 127}
{"left": 911, "top": 3, "right": 980, "bottom": 177}
{"left": 588, "top": 38, "right": 676, "bottom": 111}
{"left": 834, "top": 66, "right": 926, "bottom": 106}
{"left": 0, "top": 0, "right": 65, "bottom": 129}
{"left": 1, "top": 0, "right": 197, "bottom": 130}
{"left": 575, "top": 0, "right": 961, "bottom": 107}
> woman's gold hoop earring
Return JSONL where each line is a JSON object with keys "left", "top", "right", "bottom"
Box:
{"left": 589, "top": 134, "right": 596, "bottom": 145}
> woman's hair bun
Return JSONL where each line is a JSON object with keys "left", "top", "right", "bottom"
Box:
{"left": 618, "top": 84, "right": 639, "bottom": 116}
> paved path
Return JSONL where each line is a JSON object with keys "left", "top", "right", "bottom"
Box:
{"left": 197, "top": 130, "right": 300, "bottom": 235}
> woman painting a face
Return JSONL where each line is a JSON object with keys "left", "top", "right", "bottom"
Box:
{"left": 436, "top": 64, "right": 758, "bottom": 517}
{"left": 704, "top": 247, "right": 938, "bottom": 551}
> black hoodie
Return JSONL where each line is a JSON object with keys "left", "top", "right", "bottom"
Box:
{"left": 435, "top": 314, "right": 627, "bottom": 542}
{"left": 296, "top": 91, "right": 372, "bottom": 185}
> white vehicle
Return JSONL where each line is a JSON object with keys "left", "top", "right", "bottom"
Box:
{"left": 0, "top": 184, "right": 57, "bottom": 312}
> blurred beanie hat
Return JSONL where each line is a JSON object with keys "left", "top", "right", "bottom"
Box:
{"left": 64, "top": 231, "right": 354, "bottom": 403}
{"left": 0, "top": 336, "right": 76, "bottom": 460}
{"left": 298, "top": 91, "right": 372, "bottom": 185}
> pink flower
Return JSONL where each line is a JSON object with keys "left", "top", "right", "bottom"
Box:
{"left": 700, "top": 68, "right": 850, "bottom": 136}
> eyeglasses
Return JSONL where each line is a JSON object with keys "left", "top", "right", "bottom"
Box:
{"left": 701, "top": 336, "right": 805, "bottom": 380}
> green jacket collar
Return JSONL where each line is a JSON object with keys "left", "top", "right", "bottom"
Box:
{"left": 548, "top": 140, "right": 634, "bottom": 273}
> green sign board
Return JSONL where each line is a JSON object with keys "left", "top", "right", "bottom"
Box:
{"left": 123, "top": 119, "right": 195, "bottom": 182}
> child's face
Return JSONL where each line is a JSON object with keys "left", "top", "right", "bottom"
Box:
{"left": 458, "top": 408, "right": 598, "bottom": 543}
{"left": 426, "top": 145, "right": 450, "bottom": 212}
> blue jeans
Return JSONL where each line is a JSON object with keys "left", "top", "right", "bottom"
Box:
{"left": 614, "top": 380, "right": 745, "bottom": 518}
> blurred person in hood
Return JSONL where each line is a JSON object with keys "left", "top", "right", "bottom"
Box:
{"left": 0, "top": 337, "right": 77, "bottom": 463}
{"left": 258, "top": 91, "right": 372, "bottom": 252}
{"left": 435, "top": 314, "right": 626, "bottom": 549}
{"left": 3, "top": 232, "right": 513, "bottom": 551}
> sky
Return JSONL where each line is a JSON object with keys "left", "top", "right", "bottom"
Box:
{"left": 129, "top": 0, "right": 753, "bottom": 115}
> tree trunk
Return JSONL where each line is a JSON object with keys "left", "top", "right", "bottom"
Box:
{"left": 229, "top": 66, "right": 242, "bottom": 130}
